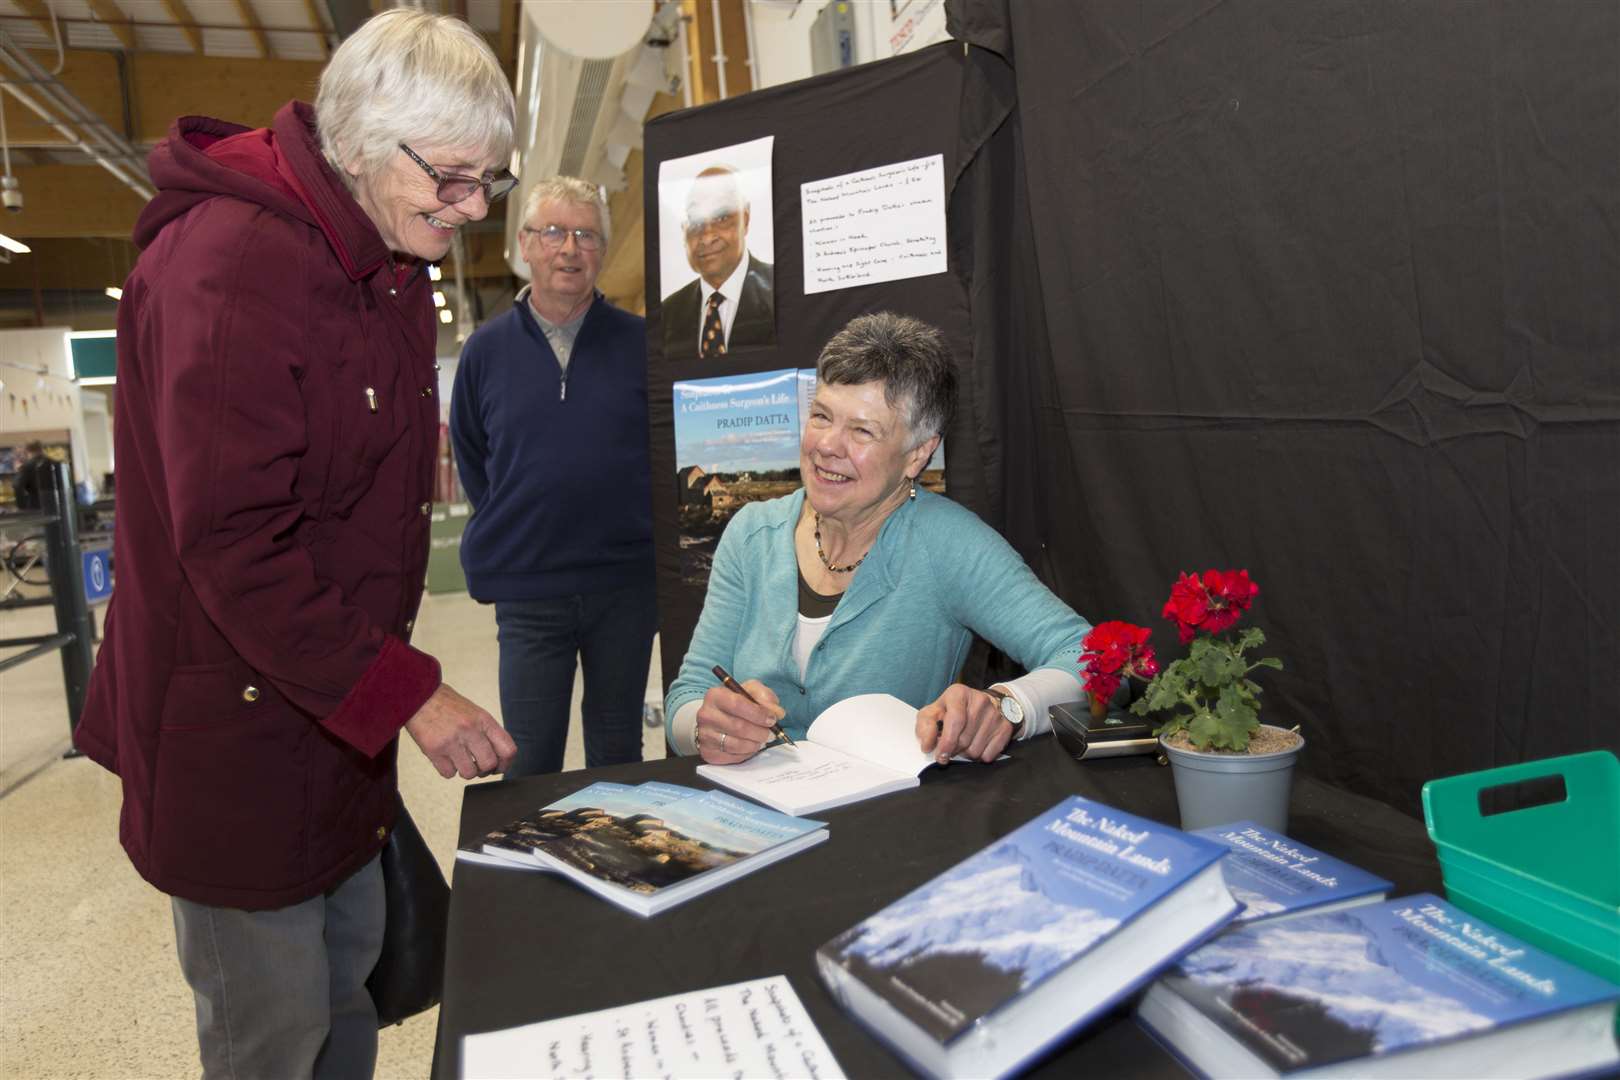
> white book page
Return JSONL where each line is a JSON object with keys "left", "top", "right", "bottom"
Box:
{"left": 463, "top": 975, "right": 844, "bottom": 1079}
{"left": 806, "top": 693, "right": 936, "bottom": 776}
{"left": 700, "top": 739, "right": 912, "bottom": 815}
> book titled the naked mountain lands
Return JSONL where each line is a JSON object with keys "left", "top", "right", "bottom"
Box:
{"left": 457, "top": 781, "right": 827, "bottom": 917}
{"left": 1192, "top": 822, "right": 1391, "bottom": 923}
{"left": 1136, "top": 894, "right": 1620, "bottom": 1079}
{"left": 815, "top": 796, "right": 1238, "bottom": 1079}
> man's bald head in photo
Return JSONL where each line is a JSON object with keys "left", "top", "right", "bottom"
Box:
{"left": 683, "top": 166, "right": 751, "bottom": 289}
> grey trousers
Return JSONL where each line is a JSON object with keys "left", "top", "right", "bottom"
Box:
{"left": 171, "top": 854, "right": 385, "bottom": 1080}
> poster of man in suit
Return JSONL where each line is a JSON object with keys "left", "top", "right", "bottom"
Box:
{"left": 657, "top": 136, "right": 776, "bottom": 360}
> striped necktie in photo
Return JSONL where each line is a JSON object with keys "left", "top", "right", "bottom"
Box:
{"left": 700, "top": 292, "right": 727, "bottom": 358}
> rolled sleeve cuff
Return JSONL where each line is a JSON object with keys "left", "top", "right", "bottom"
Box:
{"left": 1003, "top": 668, "right": 1084, "bottom": 739}
{"left": 322, "top": 636, "right": 442, "bottom": 758}
{"left": 669, "top": 699, "right": 702, "bottom": 756}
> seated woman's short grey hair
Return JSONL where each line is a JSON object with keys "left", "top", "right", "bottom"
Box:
{"left": 817, "top": 312, "right": 958, "bottom": 445}
{"left": 315, "top": 9, "right": 515, "bottom": 185}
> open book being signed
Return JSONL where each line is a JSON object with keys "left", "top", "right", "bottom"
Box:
{"left": 696, "top": 692, "right": 996, "bottom": 816}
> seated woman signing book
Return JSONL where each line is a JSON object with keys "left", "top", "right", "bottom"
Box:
{"left": 665, "top": 312, "right": 1093, "bottom": 766}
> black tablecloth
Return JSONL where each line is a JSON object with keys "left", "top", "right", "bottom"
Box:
{"left": 431, "top": 740, "right": 1443, "bottom": 1079}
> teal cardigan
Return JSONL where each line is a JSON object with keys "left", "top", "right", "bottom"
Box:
{"left": 665, "top": 488, "right": 1091, "bottom": 744}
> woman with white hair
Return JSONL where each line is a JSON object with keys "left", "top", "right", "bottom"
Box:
{"left": 75, "top": 11, "right": 518, "bottom": 1078}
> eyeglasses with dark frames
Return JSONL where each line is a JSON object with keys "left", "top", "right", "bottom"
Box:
{"left": 521, "top": 224, "right": 603, "bottom": 252}
{"left": 398, "top": 142, "right": 518, "bottom": 205}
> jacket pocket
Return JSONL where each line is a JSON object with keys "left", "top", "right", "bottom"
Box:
{"left": 148, "top": 664, "right": 308, "bottom": 893}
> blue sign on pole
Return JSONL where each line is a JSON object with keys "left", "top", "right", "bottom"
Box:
{"left": 82, "top": 548, "right": 113, "bottom": 604}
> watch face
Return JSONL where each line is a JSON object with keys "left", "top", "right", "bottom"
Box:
{"left": 999, "top": 693, "right": 1024, "bottom": 725}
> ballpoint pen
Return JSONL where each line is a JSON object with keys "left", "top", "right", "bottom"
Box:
{"left": 711, "top": 663, "right": 796, "bottom": 748}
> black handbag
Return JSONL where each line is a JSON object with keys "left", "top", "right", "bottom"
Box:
{"left": 367, "top": 796, "right": 451, "bottom": 1027}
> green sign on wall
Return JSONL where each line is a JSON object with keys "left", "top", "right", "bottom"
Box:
{"left": 70, "top": 336, "right": 117, "bottom": 380}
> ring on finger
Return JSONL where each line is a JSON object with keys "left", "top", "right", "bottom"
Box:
{"left": 720, "top": 731, "right": 728, "bottom": 753}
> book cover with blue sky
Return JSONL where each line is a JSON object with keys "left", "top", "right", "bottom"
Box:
{"left": 654, "top": 789, "right": 825, "bottom": 853}
{"left": 823, "top": 796, "right": 1230, "bottom": 1042}
{"left": 526, "top": 783, "right": 823, "bottom": 897}
{"left": 1193, "top": 821, "right": 1391, "bottom": 922}
{"left": 1160, "top": 893, "right": 1620, "bottom": 1072}
{"left": 673, "top": 369, "right": 802, "bottom": 476}
{"left": 636, "top": 781, "right": 705, "bottom": 805}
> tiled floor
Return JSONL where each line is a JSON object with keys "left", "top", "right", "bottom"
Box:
{"left": 0, "top": 584, "right": 666, "bottom": 1079}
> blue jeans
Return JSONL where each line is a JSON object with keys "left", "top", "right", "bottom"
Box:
{"left": 494, "top": 584, "right": 658, "bottom": 778}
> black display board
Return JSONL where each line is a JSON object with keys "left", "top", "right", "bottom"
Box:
{"left": 642, "top": 44, "right": 1022, "bottom": 696}
{"left": 943, "top": 0, "right": 1620, "bottom": 814}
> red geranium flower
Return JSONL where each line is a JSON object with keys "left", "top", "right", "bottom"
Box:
{"left": 1080, "top": 622, "right": 1158, "bottom": 701}
{"left": 1163, "top": 572, "right": 1211, "bottom": 643}
{"left": 1135, "top": 568, "right": 1282, "bottom": 752}
{"left": 1163, "top": 569, "right": 1259, "bottom": 641}
{"left": 1200, "top": 569, "right": 1259, "bottom": 634}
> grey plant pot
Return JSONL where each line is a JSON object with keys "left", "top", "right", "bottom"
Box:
{"left": 1160, "top": 724, "right": 1305, "bottom": 833}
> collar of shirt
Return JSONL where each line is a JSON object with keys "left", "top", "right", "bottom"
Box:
{"left": 697, "top": 253, "right": 751, "bottom": 349}
{"left": 517, "top": 284, "right": 593, "bottom": 334}
{"left": 516, "top": 284, "right": 593, "bottom": 371}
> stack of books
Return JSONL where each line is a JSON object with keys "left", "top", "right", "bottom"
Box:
{"left": 1137, "top": 894, "right": 1620, "bottom": 1078}
{"left": 458, "top": 780, "right": 827, "bottom": 917}
{"left": 812, "top": 801, "right": 1620, "bottom": 1079}
{"left": 1190, "top": 820, "right": 1391, "bottom": 923}
{"left": 815, "top": 796, "right": 1236, "bottom": 1078}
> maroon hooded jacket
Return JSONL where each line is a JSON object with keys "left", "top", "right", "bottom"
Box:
{"left": 76, "top": 102, "right": 445, "bottom": 909}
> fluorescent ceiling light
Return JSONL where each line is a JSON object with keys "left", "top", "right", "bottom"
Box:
{"left": 438, "top": 309, "right": 453, "bottom": 324}
{"left": 428, "top": 264, "right": 443, "bottom": 281}
{"left": 77, "top": 376, "right": 117, "bottom": 387}
{"left": 432, "top": 291, "right": 447, "bottom": 308}
{"left": 0, "top": 232, "right": 30, "bottom": 255}
{"left": 105, "top": 286, "right": 123, "bottom": 300}
{"left": 69, "top": 329, "right": 118, "bottom": 339}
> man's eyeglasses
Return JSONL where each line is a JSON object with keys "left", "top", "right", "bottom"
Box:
{"left": 684, "top": 211, "right": 738, "bottom": 237}
{"left": 522, "top": 225, "right": 603, "bottom": 252}
{"left": 398, "top": 143, "right": 518, "bottom": 205}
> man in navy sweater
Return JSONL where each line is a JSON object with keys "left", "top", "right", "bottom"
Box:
{"left": 451, "top": 177, "right": 656, "bottom": 777}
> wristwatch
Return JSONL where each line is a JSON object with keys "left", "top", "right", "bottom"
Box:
{"left": 985, "top": 685, "right": 1025, "bottom": 737}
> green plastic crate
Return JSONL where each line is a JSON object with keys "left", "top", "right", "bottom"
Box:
{"left": 1422, "top": 751, "right": 1620, "bottom": 987}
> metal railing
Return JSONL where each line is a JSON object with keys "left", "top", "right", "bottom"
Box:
{"left": 0, "top": 460, "right": 97, "bottom": 750}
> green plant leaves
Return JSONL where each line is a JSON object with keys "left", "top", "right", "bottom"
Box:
{"left": 1132, "top": 625, "right": 1280, "bottom": 752}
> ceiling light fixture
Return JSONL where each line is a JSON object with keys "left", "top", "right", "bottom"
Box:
{"left": 0, "top": 232, "right": 29, "bottom": 254}
{"left": 105, "top": 286, "right": 123, "bottom": 300}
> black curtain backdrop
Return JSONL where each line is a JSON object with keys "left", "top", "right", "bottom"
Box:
{"left": 946, "top": 0, "right": 1620, "bottom": 814}
{"left": 644, "top": 44, "right": 1021, "bottom": 693}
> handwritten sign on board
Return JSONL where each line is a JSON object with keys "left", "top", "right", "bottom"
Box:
{"left": 801, "top": 154, "right": 947, "bottom": 294}
{"left": 461, "top": 975, "right": 844, "bottom": 1080}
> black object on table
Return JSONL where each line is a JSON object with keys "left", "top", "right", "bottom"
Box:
{"left": 431, "top": 740, "right": 1443, "bottom": 1079}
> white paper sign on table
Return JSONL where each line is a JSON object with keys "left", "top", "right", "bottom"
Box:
{"left": 461, "top": 974, "right": 844, "bottom": 1079}
{"left": 801, "top": 154, "right": 947, "bottom": 294}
